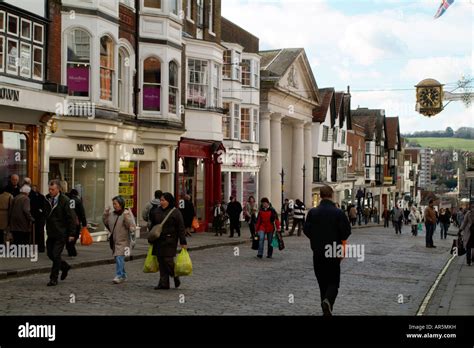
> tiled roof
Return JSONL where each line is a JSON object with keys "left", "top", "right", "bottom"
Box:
{"left": 260, "top": 48, "right": 303, "bottom": 77}
{"left": 385, "top": 117, "right": 400, "bottom": 150}
{"left": 404, "top": 149, "right": 420, "bottom": 164}
{"left": 312, "top": 88, "right": 335, "bottom": 123}
{"left": 352, "top": 108, "right": 385, "bottom": 142}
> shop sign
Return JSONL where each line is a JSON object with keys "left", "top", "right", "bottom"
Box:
{"left": 132, "top": 148, "right": 145, "bottom": 155}
{"left": 0, "top": 88, "right": 20, "bottom": 102}
{"left": 77, "top": 144, "right": 94, "bottom": 152}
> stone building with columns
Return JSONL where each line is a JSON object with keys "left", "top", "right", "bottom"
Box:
{"left": 259, "top": 48, "right": 320, "bottom": 210}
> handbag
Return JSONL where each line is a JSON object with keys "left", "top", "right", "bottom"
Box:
{"left": 451, "top": 236, "right": 466, "bottom": 256}
{"left": 148, "top": 208, "right": 176, "bottom": 243}
{"left": 277, "top": 232, "right": 285, "bottom": 251}
{"left": 192, "top": 217, "right": 200, "bottom": 230}
{"left": 271, "top": 234, "right": 279, "bottom": 248}
{"left": 251, "top": 235, "right": 259, "bottom": 250}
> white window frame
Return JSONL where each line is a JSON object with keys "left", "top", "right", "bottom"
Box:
{"left": 118, "top": 49, "right": 128, "bottom": 113}
{"left": 186, "top": 0, "right": 194, "bottom": 22}
{"left": 33, "top": 23, "right": 43, "bottom": 44}
{"left": 32, "top": 45, "right": 43, "bottom": 80}
{"left": 0, "top": 11, "right": 5, "bottom": 32}
{"left": 6, "top": 38, "right": 18, "bottom": 75}
{"left": 242, "top": 59, "right": 251, "bottom": 86}
{"left": 169, "top": 60, "right": 179, "bottom": 115}
{"left": 211, "top": 62, "right": 220, "bottom": 108}
{"left": 197, "top": 0, "right": 204, "bottom": 28}
{"left": 143, "top": 0, "right": 162, "bottom": 10}
{"left": 7, "top": 14, "right": 18, "bottom": 36}
{"left": 241, "top": 107, "right": 251, "bottom": 142}
{"left": 19, "top": 42, "right": 31, "bottom": 78}
{"left": 223, "top": 50, "right": 231, "bottom": 79}
{"left": 66, "top": 29, "right": 91, "bottom": 99}
{"left": 99, "top": 36, "right": 115, "bottom": 102}
{"left": 187, "top": 58, "right": 209, "bottom": 109}
{"left": 233, "top": 103, "right": 240, "bottom": 140}
{"left": 222, "top": 102, "right": 231, "bottom": 139}
{"left": 0, "top": 36, "right": 4, "bottom": 73}
{"left": 20, "top": 19, "right": 31, "bottom": 41}
{"left": 322, "top": 125, "right": 329, "bottom": 142}
{"left": 208, "top": 0, "right": 215, "bottom": 35}
{"left": 252, "top": 60, "right": 259, "bottom": 88}
{"left": 252, "top": 109, "right": 259, "bottom": 143}
{"left": 170, "top": 0, "right": 179, "bottom": 16}
{"left": 142, "top": 56, "right": 162, "bottom": 113}
{"left": 233, "top": 51, "right": 241, "bottom": 81}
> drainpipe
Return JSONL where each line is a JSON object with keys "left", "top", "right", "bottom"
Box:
{"left": 134, "top": 0, "right": 140, "bottom": 119}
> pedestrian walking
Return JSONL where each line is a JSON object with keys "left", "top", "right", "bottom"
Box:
{"left": 244, "top": 196, "right": 258, "bottom": 239}
{"left": 103, "top": 196, "right": 136, "bottom": 284}
{"left": 66, "top": 189, "right": 87, "bottom": 257}
{"left": 227, "top": 196, "right": 243, "bottom": 238}
{"left": 424, "top": 200, "right": 437, "bottom": 248}
{"left": 459, "top": 204, "right": 474, "bottom": 266}
{"left": 392, "top": 204, "right": 403, "bottom": 235}
{"left": 290, "top": 199, "right": 305, "bottom": 236}
{"left": 9, "top": 185, "right": 35, "bottom": 245}
{"left": 4, "top": 174, "right": 20, "bottom": 197}
{"left": 30, "top": 185, "right": 46, "bottom": 252}
{"left": 349, "top": 205, "right": 357, "bottom": 226}
{"left": 142, "top": 190, "right": 162, "bottom": 231}
{"left": 382, "top": 208, "right": 390, "bottom": 228}
{"left": 372, "top": 206, "right": 379, "bottom": 224}
{"left": 281, "top": 198, "right": 292, "bottom": 232}
{"left": 180, "top": 194, "right": 195, "bottom": 237}
{"left": 212, "top": 201, "right": 226, "bottom": 236}
{"left": 255, "top": 197, "right": 280, "bottom": 259}
{"left": 303, "top": 185, "right": 351, "bottom": 316}
{"left": 363, "top": 206, "right": 370, "bottom": 225}
{"left": 439, "top": 208, "right": 451, "bottom": 240}
{"left": 44, "top": 180, "right": 76, "bottom": 286}
{"left": 149, "top": 193, "right": 187, "bottom": 290}
{"left": 0, "top": 186, "right": 13, "bottom": 244}
{"left": 404, "top": 208, "right": 410, "bottom": 225}
{"left": 457, "top": 208, "right": 465, "bottom": 229}
{"left": 409, "top": 207, "right": 420, "bottom": 236}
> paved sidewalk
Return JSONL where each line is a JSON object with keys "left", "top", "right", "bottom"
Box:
{"left": 0, "top": 222, "right": 382, "bottom": 279}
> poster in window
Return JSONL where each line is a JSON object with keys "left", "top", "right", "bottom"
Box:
{"left": 143, "top": 86, "right": 160, "bottom": 110}
{"left": 119, "top": 161, "right": 137, "bottom": 217}
{"left": 67, "top": 66, "right": 89, "bottom": 93}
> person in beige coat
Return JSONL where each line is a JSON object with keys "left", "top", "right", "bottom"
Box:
{"left": 10, "top": 185, "right": 35, "bottom": 244}
{"left": 0, "top": 187, "right": 13, "bottom": 244}
{"left": 103, "top": 196, "right": 136, "bottom": 284}
{"left": 459, "top": 204, "right": 474, "bottom": 266}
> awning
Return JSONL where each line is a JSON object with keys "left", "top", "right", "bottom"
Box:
{"left": 178, "top": 138, "right": 225, "bottom": 159}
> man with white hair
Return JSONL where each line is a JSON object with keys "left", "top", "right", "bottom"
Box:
{"left": 4, "top": 174, "right": 20, "bottom": 197}
{"left": 9, "top": 185, "right": 35, "bottom": 244}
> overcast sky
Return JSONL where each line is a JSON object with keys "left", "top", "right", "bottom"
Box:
{"left": 222, "top": 0, "right": 473, "bottom": 133}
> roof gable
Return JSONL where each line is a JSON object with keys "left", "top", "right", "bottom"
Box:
{"left": 385, "top": 117, "right": 401, "bottom": 151}
{"left": 312, "top": 88, "right": 336, "bottom": 125}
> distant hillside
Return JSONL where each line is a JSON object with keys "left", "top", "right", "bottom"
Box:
{"left": 403, "top": 127, "right": 474, "bottom": 140}
{"left": 407, "top": 138, "right": 474, "bottom": 152}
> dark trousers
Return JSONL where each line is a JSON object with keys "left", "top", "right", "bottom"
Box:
{"left": 290, "top": 219, "right": 304, "bottom": 236}
{"left": 384, "top": 218, "right": 389, "bottom": 228}
{"left": 350, "top": 218, "right": 356, "bottom": 226}
{"left": 157, "top": 253, "right": 175, "bottom": 288}
{"left": 440, "top": 223, "right": 449, "bottom": 239}
{"left": 248, "top": 216, "right": 256, "bottom": 238}
{"left": 34, "top": 221, "right": 45, "bottom": 252}
{"left": 0, "top": 229, "right": 3, "bottom": 244}
{"left": 11, "top": 231, "right": 30, "bottom": 245}
{"left": 425, "top": 223, "right": 435, "bottom": 247}
{"left": 411, "top": 225, "right": 418, "bottom": 236}
{"left": 466, "top": 247, "right": 472, "bottom": 265}
{"left": 313, "top": 256, "right": 341, "bottom": 309}
{"left": 65, "top": 226, "right": 80, "bottom": 256}
{"left": 393, "top": 221, "right": 402, "bottom": 234}
{"left": 282, "top": 213, "right": 289, "bottom": 230}
{"left": 46, "top": 237, "right": 69, "bottom": 281}
{"left": 229, "top": 219, "right": 240, "bottom": 237}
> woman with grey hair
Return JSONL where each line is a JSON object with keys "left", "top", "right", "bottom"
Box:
{"left": 103, "top": 196, "right": 136, "bottom": 284}
{"left": 9, "top": 185, "right": 35, "bottom": 244}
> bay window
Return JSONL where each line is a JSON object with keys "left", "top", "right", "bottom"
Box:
{"left": 212, "top": 63, "right": 220, "bottom": 108}
{"left": 252, "top": 60, "right": 259, "bottom": 88}
{"left": 0, "top": 36, "right": 3, "bottom": 72}
{"left": 233, "top": 104, "right": 240, "bottom": 139}
{"left": 33, "top": 23, "right": 43, "bottom": 44}
{"left": 187, "top": 59, "right": 208, "bottom": 108}
{"left": 209, "top": 0, "right": 214, "bottom": 32}
{"left": 223, "top": 50, "right": 231, "bottom": 78}
{"left": 6, "top": 38, "right": 17, "bottom": 74}
{"left": 233, "top": 51, "right": 241, "bottom": 81}
{"left": 222, "top": 102, "right": 231, "bottom": 138}
{"left": 319, "top": 158, "right": 327, "bottom": 181}
{"left": 118, "top": 49, "right": 128, "bottom": 113}
{"left": 322, "top": 125, "right": 329, "bottom": 142}
{"left": 169, "top": 61, "right": 179, "bottom": 114}
{"left": 252, "top": 109, "right": 259, "bottom": 142}
{"left": 197, "top": 0, "right": 204, "bottom": 27}
{"left": 0, "top": 11, "right": 4, "bottom": 32}
{"left": 143, "top": 57, "right": 161, "bottom": 112}
{"left": 241, "top": 108, "right": 251, "bottom": 141}
{"left": 7, "top": 14, "right": 18, "bottom": 36}
{"left": 100, "top": 36, "right": 114, "bottom": 101}
{"left": 19, "top": 42, "right": 31, "bottom": 78}
{"left": 242, "top": 59, "right": 251, "bottom": 86}
{"left": 67, "top": 29, "right": 90, "bottom": 97}
{"left": 144, "top": 0, "right": 161, "bottom": 9}
{"left": 170, "top": 0, "right": 178, "bottom": 15}
{"left": 21, "top": 19, "right": 31, "bottom": 40}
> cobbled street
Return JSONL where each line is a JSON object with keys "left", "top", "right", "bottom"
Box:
{"left": 0, "top": 225, "right": 454, "bottom": 316}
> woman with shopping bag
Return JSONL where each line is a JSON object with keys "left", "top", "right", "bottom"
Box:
{"left": 255, "top": 197, "right": 280, "bottom": 259}
{"left": 103, "top": 196, "right": 136, "bottom": 284}
{"left": 149, "top": 192, "right": 187, "bottom": 290}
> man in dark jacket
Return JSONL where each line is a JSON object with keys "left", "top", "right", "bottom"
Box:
{"left": 10, "top": 185, "right": 35, "bottom": 244}
{"left": 66, "top": 189, "right": 87, "bottom": 257}
{"left": 30, "top": 185, "right": 46, "bottom": 252}
{"left": 180, "top": 194, "right": 195, "bottom": 237}
{"left": 150, "top": 192, "right": 187, "bottom": 290}
{"left": 44, "top": 180, "right": 76, "bottom": 286}
{"left": 304, "top": 185, "right": 351, "bottom": 316}
{"left": 4, "top": 174, "right": 20, "bottom": 197}
{"left": 226, "top": 196, "right": 243, "bottom": 238}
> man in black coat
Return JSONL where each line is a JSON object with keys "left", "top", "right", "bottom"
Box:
{"left": 44, "top": 180, "right": 76, "bottom": 286}
{"left": 179, "top": 194, "right": 195, "bottom": 237}
{"left": 226, "top": 196, "right": 243, "bottom": 238}
{"left": 66, "top": 189, "right": 88, "bottom": 257}
{"left": 4, "top": 174, "right": 20, "bottom": 197}
{"left": 304, "top": 185, "right": 351, "bottom": 316}
{"left": 30, "top": 185, "right": 46, "bottom": 252}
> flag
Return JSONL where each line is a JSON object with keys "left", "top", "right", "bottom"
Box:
{"left": 434, "top": 0, "right": 455, "bottom": 19}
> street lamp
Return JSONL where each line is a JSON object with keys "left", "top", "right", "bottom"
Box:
{"left": 280, "top": 168, "right": 285, "bottom": 234}
{"left": 302, "top": 164, "right": 306, "bottom": 207}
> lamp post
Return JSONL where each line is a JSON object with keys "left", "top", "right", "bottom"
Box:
{"left": 280, "top": 168, "right": 285, "bottom": 234}
{"left": 302, "top": 164, "right": 306, "bottom": 206}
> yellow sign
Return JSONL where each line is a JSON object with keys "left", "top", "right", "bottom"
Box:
{"left": 120, "top": 161, "right": 135, "bottom": 172}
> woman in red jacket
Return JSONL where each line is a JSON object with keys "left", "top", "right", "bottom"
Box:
{"left": 255, "top": 197, "right": 281, "bottom": 259}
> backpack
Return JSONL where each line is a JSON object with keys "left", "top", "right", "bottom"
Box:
{"left": 148, "top": 203, "right": 159, "bottom": 224}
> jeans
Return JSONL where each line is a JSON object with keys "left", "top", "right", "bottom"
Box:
{"left": 425, "top": 223, "right": 435, "bottom": 247}
{"left": 290, "top": 219, "right": 304, "bottom": 236}
{"left": 115, "top": 255, "right": 126, "bottom": 278}
{"left": 440, "top": 223, "right": 449, "bottom": 239}
{"left": 282, "top": 213, "right": 289, "bottom": 230}
{"left": 257, "top": 231, "right": 273, "bottom": 257}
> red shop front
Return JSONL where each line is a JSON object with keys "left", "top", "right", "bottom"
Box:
{"left": 176, "top": 138, "right": 225, "bottom": 232}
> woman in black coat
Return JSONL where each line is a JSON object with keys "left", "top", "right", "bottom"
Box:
{"left": 150, "top": 193, "right": 187, "bottom": 290}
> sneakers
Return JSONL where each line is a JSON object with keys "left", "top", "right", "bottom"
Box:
{"left": 321, "top": 299, "right": 333, "bottom": 316}
{"left": 60, "top": 264, "right": 71, "bottom": 281}
{"left": 113, "top": 276, "right": 125, "bottom": 284}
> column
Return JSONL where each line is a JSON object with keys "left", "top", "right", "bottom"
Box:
{"left": 304, "top": 122, "right": 313, "bottom": 208}
{"left": 270, "top": 113, "right": 283, "bottom": 210}
{"left": 41, "top": 133, "right": 51, "bottom": 194}
{"left": 291, "top": 121, "right": 304, "bottom": 202}
{"left": 106, "top": 141, "right": 120, "bottom": 203}
{"left": 259, "top": 112, "right": 272, "bottom": 201}
{"left": 213, "top": 153, "right": 222, "bottom": 205}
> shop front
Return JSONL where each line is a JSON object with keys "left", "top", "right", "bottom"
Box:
{"left": 177, "top": 138, "right": 224, "bottom": 231}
